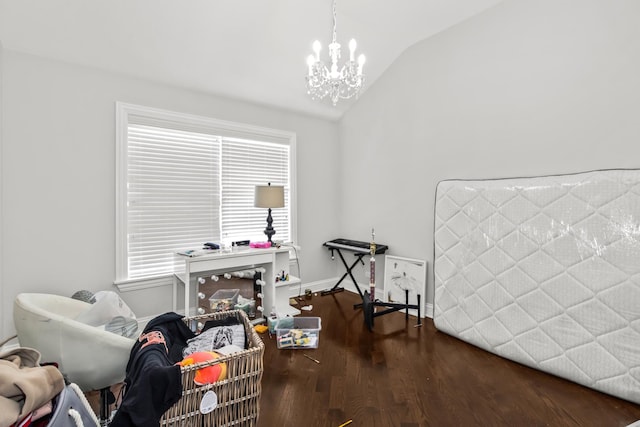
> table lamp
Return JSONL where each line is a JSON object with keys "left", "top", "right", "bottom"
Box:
{"left": 254, "top": 183, "right": 285, "bottom": 246}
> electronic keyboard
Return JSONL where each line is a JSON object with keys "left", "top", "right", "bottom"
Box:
{"left": 323, "top": 238, "right": 388, "bottom": 254}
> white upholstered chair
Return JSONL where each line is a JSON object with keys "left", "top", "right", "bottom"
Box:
{"left": 13, "top": 293, "right": 136, "bottom": 424}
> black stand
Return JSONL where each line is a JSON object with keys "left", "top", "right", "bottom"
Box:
{"left": 359, "top": 290, "right": 421, "bottom": 331}
{"left": 99, "top": 387, "right": 115, "bottom": 426}
{"left": 320, "top": 248, "right": 367, "bottom": 297}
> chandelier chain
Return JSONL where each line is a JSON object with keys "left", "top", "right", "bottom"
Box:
{"left": 332, "top": 0, "right": 337, "bottom": 44}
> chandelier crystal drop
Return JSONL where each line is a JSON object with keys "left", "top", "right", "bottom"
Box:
{"left": 306, "top": 0, "right": 365, "bottom": 106}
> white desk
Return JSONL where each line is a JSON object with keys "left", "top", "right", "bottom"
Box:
{"left": 173, "top": 246, "right": 301, "bottom": 318}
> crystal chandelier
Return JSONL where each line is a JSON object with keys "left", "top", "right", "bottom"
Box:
{"left": 306, "top": 0, "right": 366, "bottom": 106}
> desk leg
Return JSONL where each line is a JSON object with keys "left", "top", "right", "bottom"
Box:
{"left": 172, "top": 275, "right": 177, "bottom": 312}
{"left": 184, "top": 266, "right": 191, "bottom": 317}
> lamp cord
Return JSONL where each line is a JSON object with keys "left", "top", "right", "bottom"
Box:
{"left": 291, "top": 244, "right": 303, "bottom": 298}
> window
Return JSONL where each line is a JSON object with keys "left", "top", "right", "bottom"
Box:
{"left": 116, "top": 103, "right": 296, "bottom": 286}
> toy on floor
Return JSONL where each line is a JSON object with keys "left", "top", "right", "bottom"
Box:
{"left": 179, "top": 351, "right": 227, "bottom": 385}
{"left": 254, "top": 324, "right": 269, "bottom": 334}
{"left": 277, "top": 328, "right": 316, "bottom": 348}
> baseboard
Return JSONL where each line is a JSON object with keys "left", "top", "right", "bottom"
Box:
{"left": 278, "top": 277, "right": 348, "bottom": 298}
{"left": 426, "top": 303, "right": 434, "bottom": 319}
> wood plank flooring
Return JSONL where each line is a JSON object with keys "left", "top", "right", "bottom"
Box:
{"left": 258, "top": 291, "right": 640, "bottom": 427}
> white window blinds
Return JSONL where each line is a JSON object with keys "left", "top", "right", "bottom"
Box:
{"left": 221, "top": 138, "right": 290, "bottom": 244}
{"left": 126, "top": 123, "right": 221, "bottom": 279}
{"left": 116, "top": 103, "right": 296, "bottom": 284}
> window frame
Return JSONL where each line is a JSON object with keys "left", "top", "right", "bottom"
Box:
{"left": 115, "top": 102, "right": 297, "bottom": 289}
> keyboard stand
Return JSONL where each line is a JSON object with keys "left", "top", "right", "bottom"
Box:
{"left": 320, "top": 248, "right": 367, "bottom": 297}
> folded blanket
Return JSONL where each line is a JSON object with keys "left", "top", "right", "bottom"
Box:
{"left": 0, "top": 347, "right": 64, "bottom": 427}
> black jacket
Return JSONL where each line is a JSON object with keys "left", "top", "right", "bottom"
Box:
{"left": 110, "top": 312, "right": 195, "bottom": 427}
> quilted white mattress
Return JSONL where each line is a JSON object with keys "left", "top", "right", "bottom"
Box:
{"left": 434, "top": 169, "right": 640, "bottom": 404}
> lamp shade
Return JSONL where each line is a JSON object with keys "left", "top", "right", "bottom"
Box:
{"left": 254, "top": 184, "right": 285, "bottom": 208}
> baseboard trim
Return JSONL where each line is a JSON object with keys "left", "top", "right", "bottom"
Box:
{"left": 279, "top": 277, "right": 340, "bottom": 298}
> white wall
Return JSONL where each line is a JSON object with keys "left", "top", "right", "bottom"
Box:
{"left": 6, "top": 0, "right": 640, "bottom": 335}
{"left": 1, "top": 50, "right": 340, "bottom": 335}
{"left": 339, "top": 0, "right": 640, "bottom": 309}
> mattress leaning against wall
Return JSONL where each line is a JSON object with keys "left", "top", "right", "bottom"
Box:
{"left": 433, "top": 169, "right": 640, "bottom": 404}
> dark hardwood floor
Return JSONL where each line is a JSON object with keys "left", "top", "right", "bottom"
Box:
{"left": 258, "top": 291, "right": 640, "bottom": 427}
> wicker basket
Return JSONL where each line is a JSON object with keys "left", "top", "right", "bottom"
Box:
{"left": 160, "top": 310, "right": 264, "bottom": 427}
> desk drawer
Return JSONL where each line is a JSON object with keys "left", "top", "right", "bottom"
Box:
{"left": 188, "top": 252, "right": 273, "bottom": 273}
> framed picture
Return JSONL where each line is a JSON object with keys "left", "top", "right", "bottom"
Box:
{"left": 383, "top": 255, "right": 427, "bottom": 318}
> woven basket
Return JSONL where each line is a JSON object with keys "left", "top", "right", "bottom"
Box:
{"left": 160, "top": 310, "right": 264, "bottom": 427}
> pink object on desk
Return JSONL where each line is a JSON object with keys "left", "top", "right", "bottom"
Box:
{"left": 250, "top": 241, "right": 272, "bottom": 248}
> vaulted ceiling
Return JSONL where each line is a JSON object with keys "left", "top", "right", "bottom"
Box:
{"left": 0, "top": 0, "right": 503, "bottom": 120}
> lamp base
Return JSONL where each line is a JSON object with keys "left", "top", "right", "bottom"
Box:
{"left": 264, "top": 208, "right": 276, "bottom": 245}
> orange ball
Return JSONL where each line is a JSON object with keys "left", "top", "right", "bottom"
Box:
{"left": 180, "top": 351, "right": 227, "bottom": 385}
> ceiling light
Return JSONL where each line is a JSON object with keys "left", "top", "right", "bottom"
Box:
{"left": 306, "top": 0, "right": 366, "bottom": 106}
